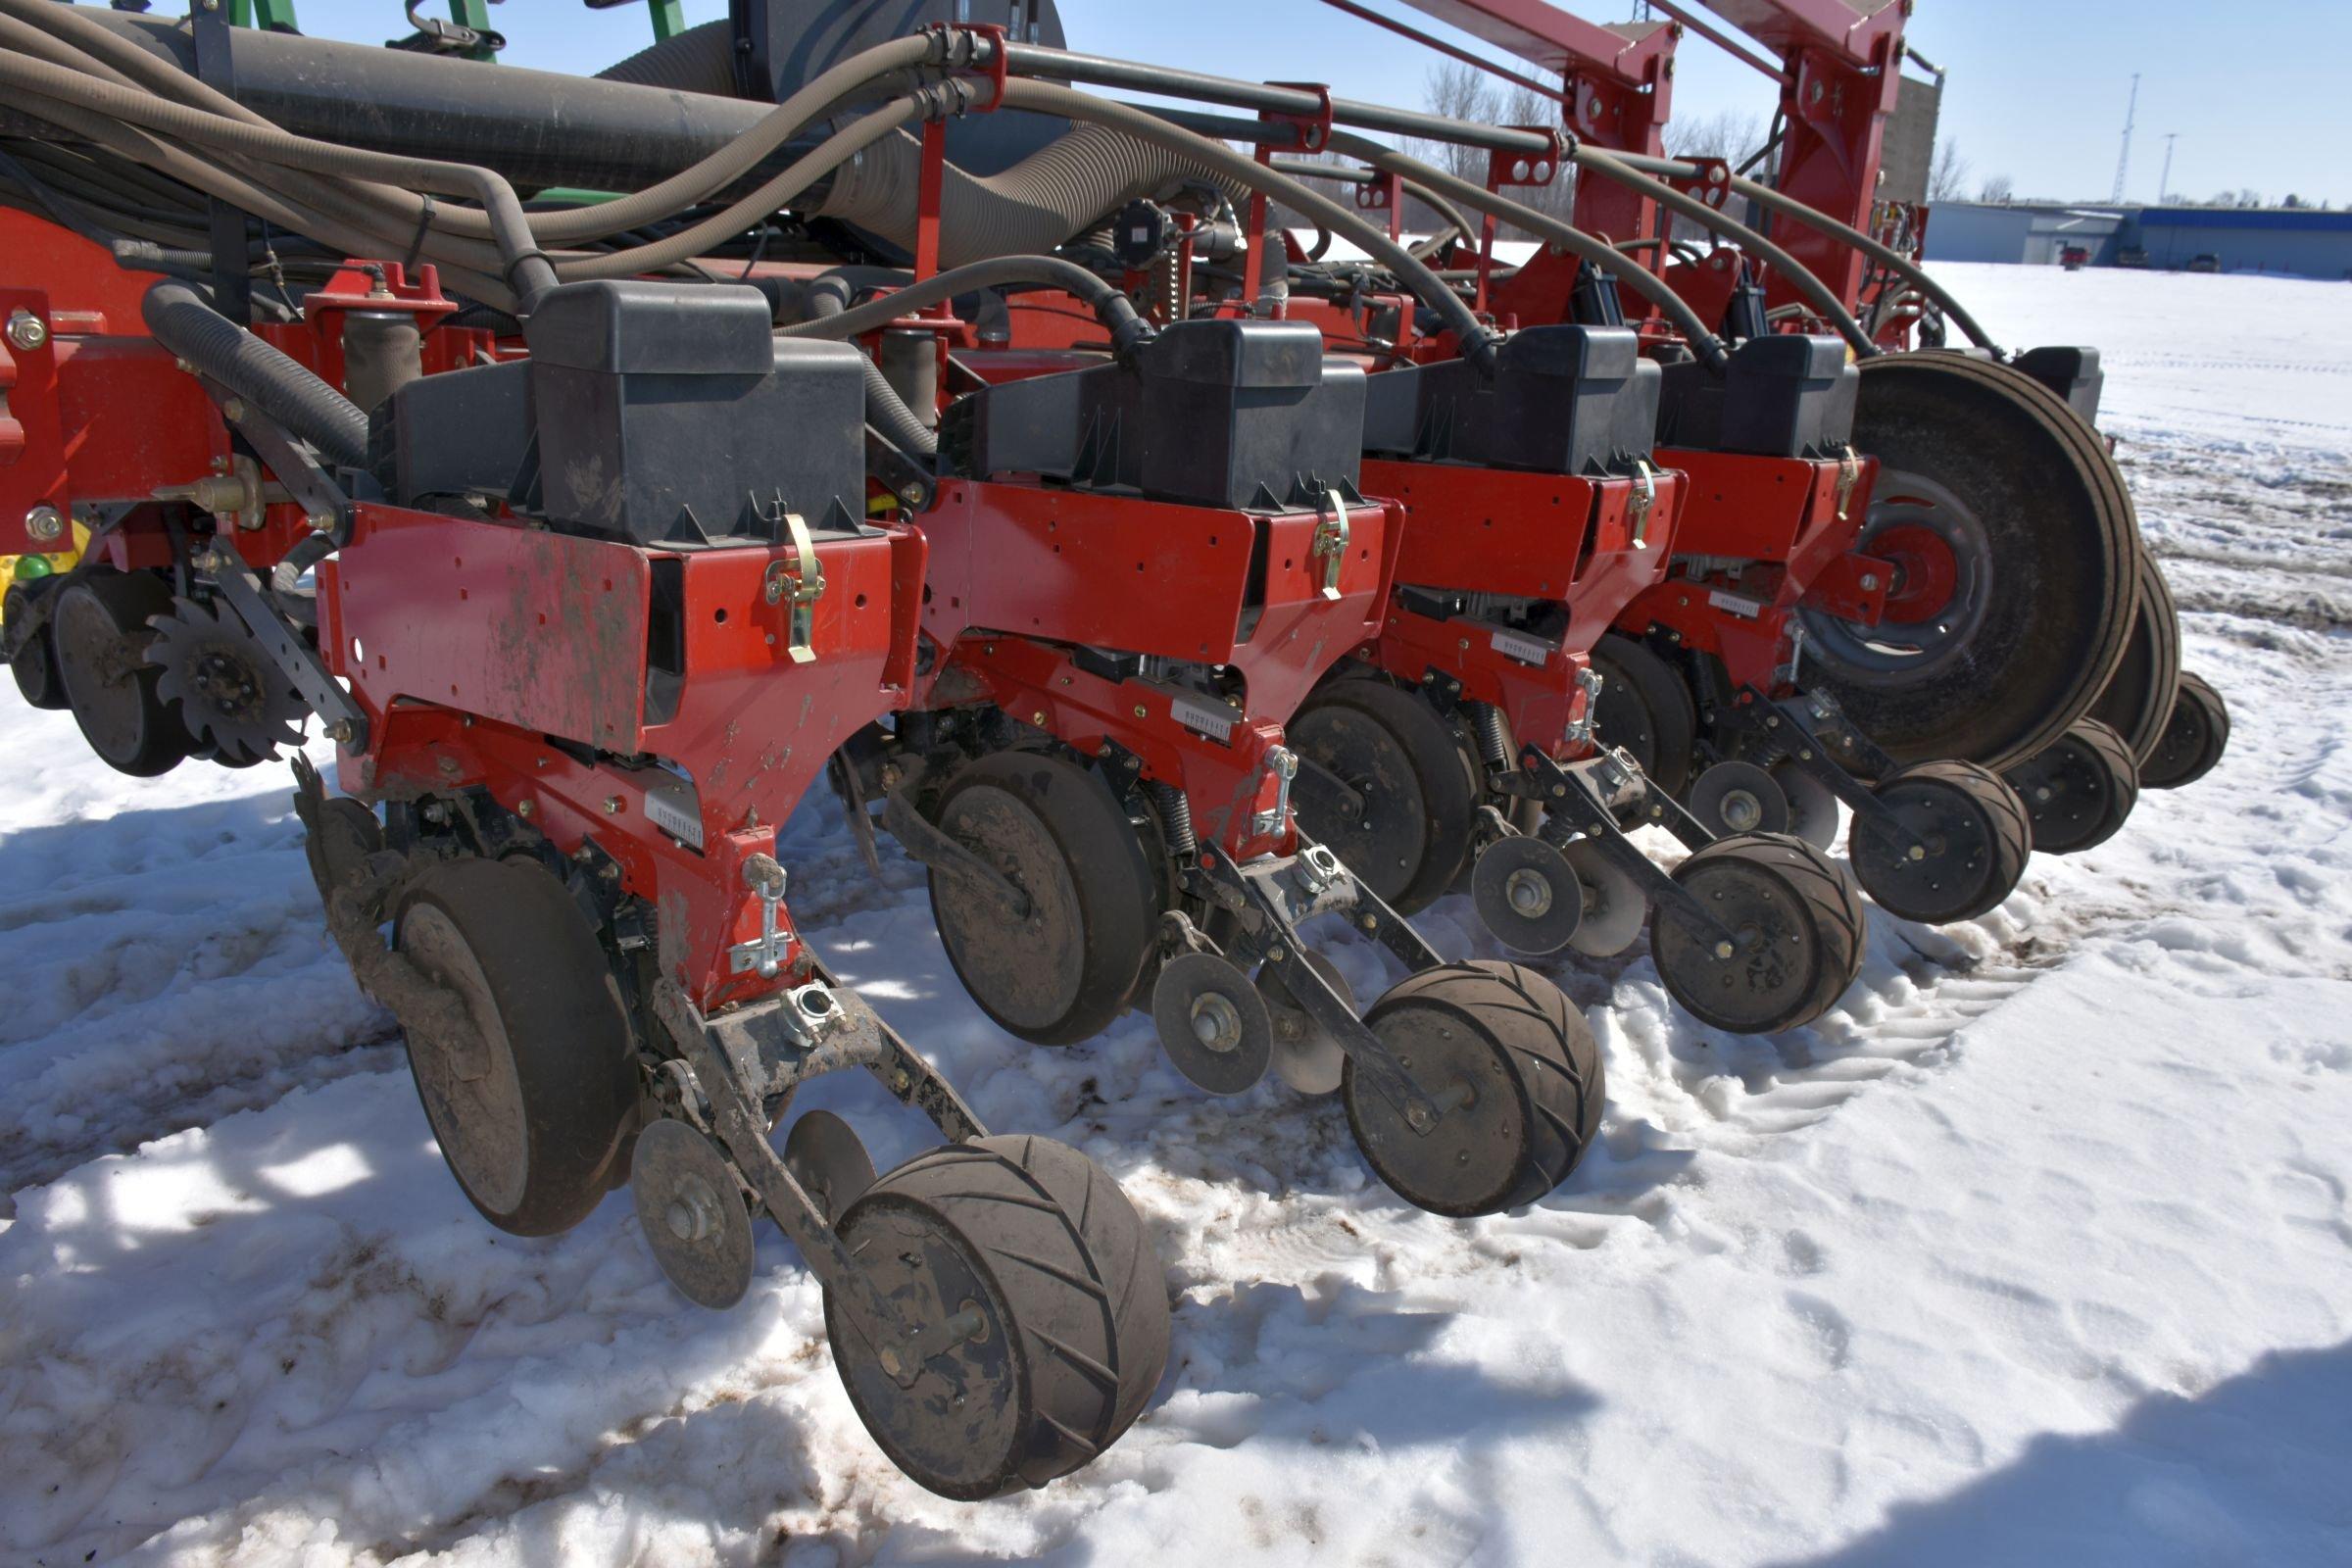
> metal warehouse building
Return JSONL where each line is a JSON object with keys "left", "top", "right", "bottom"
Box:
{"left": 1925, "top": 202, "right": 2352, "bottom": 278}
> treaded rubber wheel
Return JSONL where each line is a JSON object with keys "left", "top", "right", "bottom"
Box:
{"left": 1850, "top": 760, "right": 2030, "bottom": 925}
{"left": 1592, "top": 632, "right": 1697, "bottom": 797}
{"left": 2005, "top": 718, "right": 2139, "bottom": 856}
{"left": 824, "top": 1134, "right": 1169, "bottom": 1500}
{"left": 1344, "top": 959, "right": 1603, "bottom": 1215}
{"left": 1290, "top": 677, "right": 1480, "bottom": 914}
{"left": 392, "top": 856, "right": 636, "bottom": 1236}
{"left": 1807, "top": 355, "right": 2136, "bottom": 771}
{"left": 2089, "top": 548, "right": 2183, "bottom": 766}
{"left": 5, "top": 582, "right": 67, "bottom": 710}
{"left": 2142, "top": 670, "right": 2229, "bottom": 790}
{"left": 929, "top": 750, "right": 1158, "bottom": 1046}
{"left": 51, "top": 568, "right": 194, "bottom": 777}
{"left": 1650, "top": 834, "right": 1865, "bottom": 1034}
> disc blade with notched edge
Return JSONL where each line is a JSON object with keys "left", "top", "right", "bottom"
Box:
{"left": 784, "top": 1108, "right": 877, "bottom": 1224}
{"left": 1563, "top": 839, "right": 1647, "bottom": 956}
{"left": 1472, "top": 834, "right": 1585, "bottom": 956}
{"left": 632, "top": 1118, "right": 757, "bottom": 1310}
{"left": 1152, "top": 951, "right": 1273, "bottom": 1096}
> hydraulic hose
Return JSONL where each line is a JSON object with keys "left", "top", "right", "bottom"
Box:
{"left": 1605, "top": 148, "right": 2001, "bottom": 354}
{"left": 1562, "top": 143, "right": 1880, "bottom": 358}
{"left": 142, "top": 281, "right": 368, "bottom": 468}
{"left": 777, "top": 255, "right": 1152, "bottom": 364}
{"left": 992, "top": 80, "right": 1498, "bottom": 374}
{"left": 1325, "top": 133, "right": 1731, "bottom": 373}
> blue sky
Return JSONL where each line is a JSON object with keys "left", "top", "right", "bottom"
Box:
{"left": 275, "top": 0, "right": 2350, "bottom": 208}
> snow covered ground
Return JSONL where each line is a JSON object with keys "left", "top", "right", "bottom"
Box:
{"left": 3, "top": 262, "right": 2349, "bottom": 1567}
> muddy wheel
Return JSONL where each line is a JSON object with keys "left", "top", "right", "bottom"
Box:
{"left": 1850, "top": 761, "right": 2031, "bottom": 924}
{"left": 1802, "top": 355, "right": 2136, "bottom": 770}
{"left": 392, "top": 857, "right": 636, "bottom": 1236}
{"left": 1650, "top": 835, "right": 1865, "bottom": 1034}
{"left": 5, "top": 582, "right": 67, "bottom": 710}
{"left": 1592, "top": 633, "right": 1697, "bottom": 796}
{"left": 929, "top": 751, "right": 1158, "bottom": 1046}
{"left": 1345, "top": 960, "right": 1603, "bottom": 1215}
{"left": 2005, "top": 718, "right": 2139, "bottom": 855}
{"left": 51, "top": 569, "right": 193, "bottom": 777}
{"left": 1689, "top": 760, "right": 1789, "bottom": 838}
{"left": 2142, "top": 670, "right": 2229, "bottom": 790}
{"left": 2089, "top": 549, "right": 2183, "bottom": 765}
{"left": 1290, "top": 679, "right": 1480, "bottom": 914}
{"left": 825, "top": 1135, "right": 1169, "bottom": 1500}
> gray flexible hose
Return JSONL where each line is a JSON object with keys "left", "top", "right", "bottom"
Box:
{"left": 1326, "top": 133, "right": 1730, "bottom": 372}
{"left": 802, "top": 278, "right": 940, "bottom": 460}
{"left": 778, "top": 255, "right": 1150, "bottom": 362}
{"left": 142, "top": 281, "right": 368, "bottom": 468}
{"left": 594, "top": 19, "right": 738, "bottom": 95}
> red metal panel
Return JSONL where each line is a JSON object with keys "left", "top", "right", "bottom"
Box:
{"left": 1370, "top": 459, "right": 1599, "bottom": 600}
{"left": 52, "top": 337, "right": 228, "bottom": 505}
{"left": 0, "top": 287, "right": 67, "bottom": 556}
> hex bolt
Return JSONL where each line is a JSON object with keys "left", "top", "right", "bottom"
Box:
{"left": 24, "top": 505, "right": 65, "bottom": 544}
{"left": 603, "top": 795, "right": 623, "bottom": 814}
{"left": 1714, "top": 940, "right": 1736, "bottom": 959}
{"left": 516, "top": 799, "right": 535, "bottom": 818}
{"left": 1859, "top": 573, "right": 1881, "bottom": 592}
{"left": 6, "top": 310, "right": 48, "bottom": 352}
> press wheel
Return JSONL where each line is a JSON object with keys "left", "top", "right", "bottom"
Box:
{"left": 1344, "top": 960, "right": 1602, "bottom": 1216}
{"left": 2005, "top": 718, "right": 2139, "bottom": 855}
{"left": 2142, "top": 671, "right": 2229, "bottom": 790}
{"left": 1650, "top": 834, "right": 1865, "bottom": 1034}
{"left": 51, "top": 568, "right": 193, "bottom": 777}
{"left": 1591, "top": 633, "right": 1697, "bottom": 796}
{"left": 825, "top": 1135, "right": 1169, "bottom": 1500}
{"left": 928, "top": 751, "right": 1158, "bottom": 1046}
{"left": 1850, "top": 761, "right": 2031, "bottom": 924}
{"left": 1803, "top": 354, "right": 2136, "bottom": 771}
{"left": 2088, "top": 548, "right": 2183, "bottom": 765}
{"left": 1289, "top": 678, "right": 1480, "bottom": 913}
{"left": 391, "top": 856, "right": 636, "bottom": 1236}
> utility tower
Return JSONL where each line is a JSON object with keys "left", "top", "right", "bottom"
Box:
{"left": 2111, "top": 74, "right": 2140, "bottom": 203}
{"left": 2158, "top": 132, "right": 2179, "bottom": 204}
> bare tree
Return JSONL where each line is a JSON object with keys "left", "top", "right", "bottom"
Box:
{"left": 1978, "top": 172, "right": 2015, "bottom": 203}
{"left": 1927, "top": 138, "right": 1970, "bottom": 203}
{"left": 1667, "top": 110, "right": 1769, "bottom": 164}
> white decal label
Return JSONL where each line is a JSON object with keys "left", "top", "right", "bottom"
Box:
{"left": 1490, "top": 628, "right": 1553, "bottom": 666}
{"left": 1707, "top": 590, "right": 1765, "bottom": 618}
{"left": 1170, "top": 694, "right": 1238, "bottom": 744}
{"left": 645, "top": 788, "right": 705, "bottom": 850}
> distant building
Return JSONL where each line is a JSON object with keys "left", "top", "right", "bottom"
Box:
{"left": 1923, "top": 202, "right": 2352, "bottom": 278}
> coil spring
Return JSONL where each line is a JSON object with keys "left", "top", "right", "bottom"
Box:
{"left": 1471, "top": 702, "right": 1514, "bottom": 770}
{"left": 1148, "top": 779, "right": 1198, "bottom": 858}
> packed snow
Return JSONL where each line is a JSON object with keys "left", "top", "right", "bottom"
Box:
{"left": 2, "top": 262, "right": 2348, "bottom": 1566}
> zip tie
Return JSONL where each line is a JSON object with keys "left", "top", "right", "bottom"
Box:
{"left": 404, "top": 193, "right": 434, "bottom": 274}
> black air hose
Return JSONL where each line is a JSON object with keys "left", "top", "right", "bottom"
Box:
{"left": 815, "top": 122, "right": 1249, "bottom": 271}
{"left": 778, "top": 255, "right": 1152, "bottom": 365}
{"left": 593, "top": 20, "right": 739, "bottom": 95}
{"left": 142, "top": 280, "right": 368, "bottom": 468}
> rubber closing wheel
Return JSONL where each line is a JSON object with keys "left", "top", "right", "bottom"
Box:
{"left": 1689, "top": 760, "right": 1789, "bottom": 838}
{"left": 51, "top": 569, "right": 194, "bottom": 777}
{"left": 2005, "top": 719, "right": 2139, "bottom": 855}
{"left": 2142, "top": 671, "right": 2229, "bottom": 790}
{"left": 824, "top": 1135, "right": 1169, "bottom": 1500}
{"left": 392, "top": 857, "right": 636, "bottom": 1236}
{"left": 1591, "top": 633, "right": 1697, "bottom": 796}
{"left": 1850, "top": 761, "right": 2030, "bottom": 925}
{"left": 1805, "top": 355, "right": 2137, "bottom": 771}
{"left": 6, "top": 582, "right": 67, "bottom": 710}
{"left": 1651, "top": 834, "right": 1865, "bottom": 1034}
{"left": 1290, "top": 679, "right": 1480, "bottom": 914}
{"left": 929, "top": 751, "right": 1157, "bottom": 1047}
{"left": 2089, "top": 548, "right": 2183, "bottom": 766}
{"left": 1345, "top": 961, "right": 1603, "bottom": 1215}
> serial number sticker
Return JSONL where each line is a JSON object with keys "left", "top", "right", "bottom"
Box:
{"left": 1707, "top": 590, "right": 1766, "bottom": 618}
{"left": 644, "top": 788, "right": 705, "bottom": 850}
{"left": 1170, "top": 694, "right": 1238, "bottom": 744}
{"left": 1490, "top": 628, "right": 1553, "bottom": 666}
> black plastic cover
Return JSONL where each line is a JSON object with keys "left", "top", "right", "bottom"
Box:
{"left": 1360, "top": 324, "right": 1658, "bottom": 475}
{"left": 523, "top": 280, "right": 864, "bottom": 543}
{"left": 1653, "top": 334, "right": 1857, "bottom": 459}
{"left": 944, "top": 318, "right": 1365, "bottom": 512}
{"left": 2012, "top": 345, "right": 2105, "bottom": 427}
